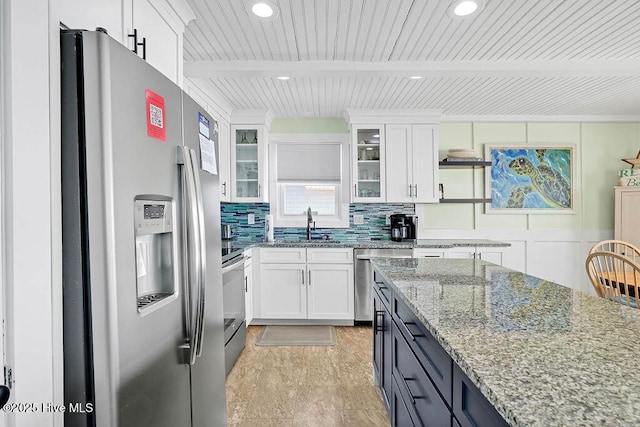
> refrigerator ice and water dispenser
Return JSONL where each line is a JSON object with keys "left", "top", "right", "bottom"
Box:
{"left": 134, "top": 197, "right": 176, "bottom": 311}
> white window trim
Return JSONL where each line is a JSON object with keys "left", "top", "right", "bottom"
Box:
{"left": 268, "top": 133, "right": 350, "bottom": 228}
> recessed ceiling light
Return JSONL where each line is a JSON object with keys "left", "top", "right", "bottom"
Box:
{"left": 448, "top": 0, "right": 484, "bottom": 18}
{"left": 410, "top": 76, "right": 422, "bottom": 80}
{"left": 247, "top": 1, "right": 280, "bottom": 19}
{"left": 252, "top": 3, "right": 273, "bottom": 17}
{"left": 277, "top": 76, "right": 290, "bottom": 81}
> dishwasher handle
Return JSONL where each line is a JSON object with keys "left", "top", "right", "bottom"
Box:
{"left": 221, "top": 256, "right": 246, "bottom": 273}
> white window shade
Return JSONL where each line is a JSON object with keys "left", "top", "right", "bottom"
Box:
{"left": 276, "top": 142, "right": 341, "bottom": 182}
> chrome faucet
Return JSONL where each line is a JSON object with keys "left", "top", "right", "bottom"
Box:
{"left": 306, "top": 206, "right": 315, "bottom": 240}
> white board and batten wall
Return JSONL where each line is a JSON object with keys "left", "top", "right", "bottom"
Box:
{"left": 421, "top": 121, "right": 640, "bottom": 296}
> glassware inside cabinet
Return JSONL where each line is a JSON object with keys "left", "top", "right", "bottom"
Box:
{"left": 355, "top": 128, "right": 382, "bottom": 199}
{"left": 235, "top": 129, "right": 259, "bottom": 198}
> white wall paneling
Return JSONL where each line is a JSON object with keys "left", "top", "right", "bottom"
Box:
{"left": 4, "top": 0, "right": 62, "bottom": 425}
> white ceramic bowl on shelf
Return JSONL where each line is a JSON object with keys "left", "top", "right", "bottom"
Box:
{"left": 447, "top": 148, "right": 478, "bottom": 158}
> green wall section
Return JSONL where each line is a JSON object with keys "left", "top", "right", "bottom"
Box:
{"left": 267, "top": 118, "right": 640, "bottom": 231}
{"left": 270, "top": 118, "right": 348, "bottom": 133}
{"left": 421, "top": 122, "right": 640, "bottom": 231}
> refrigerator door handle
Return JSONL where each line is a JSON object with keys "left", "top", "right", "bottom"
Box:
{"left": 178, "top": 147, "right": 203, "bottom": 365}
{"left": 188, "top": 148, "right": 207, "bottom": 359}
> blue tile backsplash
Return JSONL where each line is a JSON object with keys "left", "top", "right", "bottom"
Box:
{"left": 221, "top": 203, "right": 415, "bottom": 242}
{"left": 220, "top": 203, "right": 270, "bottom": 243}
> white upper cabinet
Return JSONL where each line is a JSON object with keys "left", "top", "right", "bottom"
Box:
{"left": 229, "top": 110, "right": 272, "bottom": 203}
{"left": 127, "top": 0, "right": 195, "bottom": 85}
{"left": 388, "top": 124, "right": 438, "bottom": 203}
{"left": 344, "top": 110, "right": 439, "bottom": 204}
{"left": 386, "top": 124, "right": 439, "bottom": 203}
{"left": 57, "top": 1, "right": 124, "bottom": 41}
{"left": 218, "top": 120, "right": 231, "bottom": 202}
{"left": 58, "top": 0, "right": 195, "bottom": 85}
{"left": 385, "top": 124, "right": 413, "bottom": 203}
{"left": 230, "top": 125, "right": 267, "bottom": 202}
{"left": 412, "top": 125, "right": 438, "bottom": 203}
{"left": 351, "top": 125, "right": 386, "bottom": 203}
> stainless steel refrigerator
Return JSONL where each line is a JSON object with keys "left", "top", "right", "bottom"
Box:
{"left": 61, "top": 29, "right": 226, "bottom": 427}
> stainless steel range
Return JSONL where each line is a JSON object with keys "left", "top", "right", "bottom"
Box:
{"left": 221, "top": 250, "right": 246, "bottom": 375}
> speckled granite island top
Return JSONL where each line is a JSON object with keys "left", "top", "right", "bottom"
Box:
{"left": 371, "top": 257, "right": 640, "bottom": 427}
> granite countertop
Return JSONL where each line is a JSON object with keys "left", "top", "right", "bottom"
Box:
{"left": 226, "top": 238, "right": 510, "bottom": 250}
{"left": 370, "top": 257, "right": 640, "bottom": 426}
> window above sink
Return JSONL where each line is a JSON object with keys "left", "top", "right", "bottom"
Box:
{"left": 268, "top": 134, "right": 350, "bottom": 228}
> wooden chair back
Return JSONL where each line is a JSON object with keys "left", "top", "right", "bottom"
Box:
{"left": 586, "top": 251, "right": 640, "bottom": 308}
{"left": 589, "top": 239, "right": 640, "bottom": 264}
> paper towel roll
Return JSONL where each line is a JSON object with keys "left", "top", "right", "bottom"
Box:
{"left": 265, "top": 214, "right": 274, "bottom": 242}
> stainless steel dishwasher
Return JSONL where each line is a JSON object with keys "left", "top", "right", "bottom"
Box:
{"left": 354, "top": 248, "right": 413, "bottom": 323}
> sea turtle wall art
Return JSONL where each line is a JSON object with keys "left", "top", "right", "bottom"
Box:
{"left": 485, "top": 145, "right": 574, "bottom": 213}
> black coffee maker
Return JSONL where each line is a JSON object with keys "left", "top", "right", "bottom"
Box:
{"left": 390, "top": 214, "right": 418, "bottom": 242}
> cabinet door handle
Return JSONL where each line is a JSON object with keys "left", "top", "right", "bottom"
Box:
{"left": 374, "top": 310, "right": 384, "bottom": 334}
{"left": 222, "top": 182, "right": 227, "bottom": 196}
{"left": 478, "top": 252, "right": 482, "bottom": 260}
{"left": 127, "top": 29, "right": 147, "bottom": 60}
{"left": 258, "top": 184, "right": 261, "bottom": 197}
{"left": 301, "top": 270, "right": 305, "bottom": 285}
{"left": 308, "top": 270, "right": 311, "bottom": 286}
{"left": 414, "top": 184, "right": 418, "bottom": 198}
{"left": 244, "top": 276, "right": 248, "bottom": 292}
{"left": 354, "top": 184, "right": 357, "bottom": 197}
{"left": 408, "top": 184, "right": 413, "bottom": 197}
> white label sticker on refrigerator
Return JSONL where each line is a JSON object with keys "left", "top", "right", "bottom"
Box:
{"left": 199, "top": 134, "right": 217, "bottom": 175}
{"left": 198, "top": 113, "right": 210, "bottom": 139}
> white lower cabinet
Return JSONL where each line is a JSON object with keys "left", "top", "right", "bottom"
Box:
{"left": 259, "top": 263, "right": 307, "bottom": 318}
{"left": 476, "top": 248, "right": 504, "bottom": 265}
{"left": 307, "top": 264, "right": 354, "bottom": 319}
{"left": 412, "top": 249, "right": 446, "bottom": 258}
{"left": 258, "top": 248, "right": 354, "bottom": 321}
{"left": 244, "top": 249, "right": 254, "bottom": 324}
{"left": 413, "top": 247, "right": 504, "bottom": 265}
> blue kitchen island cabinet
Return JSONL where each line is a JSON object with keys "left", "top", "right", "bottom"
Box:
{"left": 372, "top": 277, "right": 393, "bottom": 410}
{"left": 373, "top": 268, "right": 506, "bottom": 427}
{"left": 371, "top": 257, "right": 640, "bottom": 427}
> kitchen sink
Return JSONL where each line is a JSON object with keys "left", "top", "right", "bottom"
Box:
{"left": 304, "top": 235, "right": 336, "bottom": 242}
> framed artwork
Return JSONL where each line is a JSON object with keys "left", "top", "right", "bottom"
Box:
{"left": 484, "top": 144, "right": 575, "bottom": 214}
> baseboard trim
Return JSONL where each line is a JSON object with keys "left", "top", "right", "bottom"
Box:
{"left": 250, "top": 319, "right": 354, "bottom": 326}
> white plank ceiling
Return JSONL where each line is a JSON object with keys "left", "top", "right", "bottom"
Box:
{"left": 183, "top": 0, "right": 640, "bottom": 118}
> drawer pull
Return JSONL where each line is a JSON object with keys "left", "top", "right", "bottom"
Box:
{"left": 400, "top": 376, "right": 423, "bottom": 405}
{"left": 399, "top": 318, "right": 417, "bottom": 341}
{"left": 374, "top": 281, "right": 387, "bottom": 290}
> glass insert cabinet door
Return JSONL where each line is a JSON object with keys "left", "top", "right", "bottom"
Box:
{"left": 234, "top": 128, "right": 260, "bottom": 199}
{"left": 353, "top": 126, "right": 385, "bottom": 202}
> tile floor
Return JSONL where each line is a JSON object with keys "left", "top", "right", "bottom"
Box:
{"left": 226, "top": 325, "right": 390, "bottom": 426}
